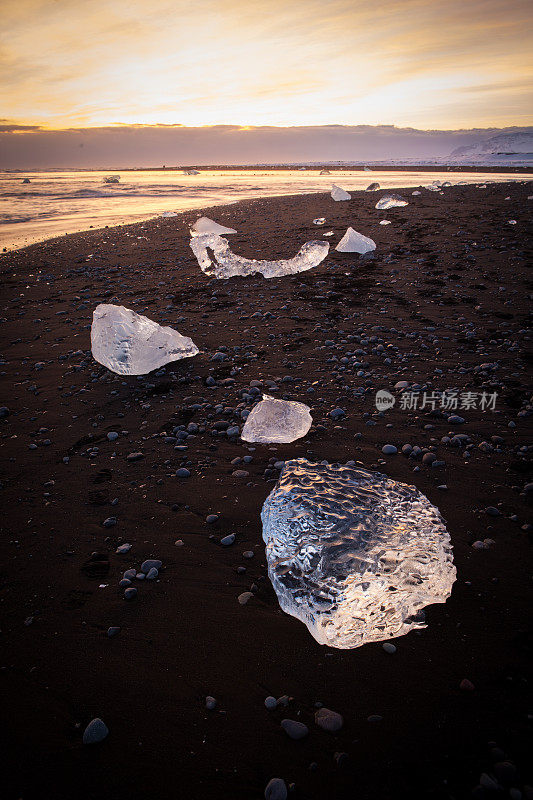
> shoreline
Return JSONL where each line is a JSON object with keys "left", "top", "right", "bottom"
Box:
{"left": 2, "top": 173, "right": 532, "bottom": 254}
{"left": 1, "top": 182, "right": 532, "bottom": 800}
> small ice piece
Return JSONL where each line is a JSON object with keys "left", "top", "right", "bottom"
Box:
{"left": 331, "top": 184, "right": 351, "bottom": 201}
{"left": 363, "top": 166, "right": 371, "bottom": 171}
{"left": 22, "top": 178, "right": 31, "bottom": 184}
{"left": 412, "top": 190, "right": 422, "bottom": 195}
{"left": 320, "top": 169, "right": 331, "bottom": 175}
{"left": 241, "top": 395, "right": 312, "bottom": 443}
{"left": 183, "top": 168, "right": 200, "bottom": 174}
{"left": 323, "top": 231, "right": 334, "bottom": 237}
{"left": 335, "top": 227, "right": 376, "bottom": 254}
{"left": 161, "top": 211, "right": 179, "bottom": 218}
{"left": 366, "top": 182, "right": 380, "bottom": 191}
{"left": 91, "top": 304, "right": 199, "bottom": 376}
{"left": 103, "top": 175, "right": 120, "bottom": 183}
{"left": 261, "top": 459, "right": 456, "bottom": 649}
{"left": 379, "top": 220, "right": 391, "bottom": 226}
{"left": 189, "top": 234, "right": 329, "bottom": 279}
{"left": 375, "top": 194, "right": 408, "bottom": 210}
{"left": 313, "top": 218, "right": 326, "bottom": 225}
{"left": 191, "top": 216, "right": 237, "bottom": 236}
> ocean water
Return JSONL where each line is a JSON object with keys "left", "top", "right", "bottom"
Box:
{"left": 1, "top": 168, "right": 530, "bottom": 250}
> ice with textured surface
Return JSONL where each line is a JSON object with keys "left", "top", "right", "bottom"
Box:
{"left": 241, "top": 395, "right": 312, "bottom": 443}
{"left": 190, "top": 216, "right": 237, "bottom": 236}
{"left": 331, "top": 185, "right": 351, "bottom": 201}
{"left": 91, "top": 304, "right": 199, "bottom": 376}
{"left": 189, "top": 234, "right": 329, "bottom": 279}
{"left": 375, "top": 194, "right": 408, "bottom": 209}
{"left": 261, "top": 459, "right": 456, "bottom": 649}
{"left": 335, "top": 227, "right": 376, "bottom": 254}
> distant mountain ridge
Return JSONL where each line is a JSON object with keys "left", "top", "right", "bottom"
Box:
{"left": 450, "top": 130, "right": 533, "bottom": 160}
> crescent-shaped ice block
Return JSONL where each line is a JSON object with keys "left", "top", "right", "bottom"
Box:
{"left": 261, "top": 459, "right": 456, "bottom": 649}
{"left": 241, "top": 395, "right": 312, "bottom": 443}
{"left": 189, "top": 234, "right": 329, "bottom": 279}
{"left": 91, "top": 304, "right": 199, "bottom": 376}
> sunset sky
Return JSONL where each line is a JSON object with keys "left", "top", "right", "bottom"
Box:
{"left": 2, "top": 0, "right": 532, "bottom": 131}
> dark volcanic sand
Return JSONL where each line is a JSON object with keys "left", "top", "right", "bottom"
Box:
{"left": 1, "top": 182, "right": 532, "bottom": 800}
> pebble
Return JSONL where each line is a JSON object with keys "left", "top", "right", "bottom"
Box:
{"left": 220, "top": 534, "right": 235, "bottom": 546}
{"left": 264, "top": 778, "right": 287, "bottom": 800}
{"left": 116, "top": 543, "right": 131, "bottom": 554}
{"left": 382, "top": 444, "right": 397, "bottom": 455}
{"left": 176, "top": 468, "right": 191, "bottom": 478}
{"left": 107, "top": 431, "right": 119, "bottom": 441}
{"left": 126, "top": 451, "right": 144, "bottom": 461}
{"left": 314, "top": 707, "right": 343, "bottom": 732}
{"left": 82, "top": 718, "right": 109, "bottom": 744}
{"left": 141, "top": 559, "right": 162, "bottom": 573}
{"left": 281, "top": 719, "right": 308, "bottom": 740}
{"left": 124, "top": 587, "right": 137, "bottom": 601}
{"left": 205, "top": 696, "right": 217, "bottom": 710}
{"left": 382, "top": 642, "right": 397, "bottom": 654}
{"left": 264, "top": 696, "right": 277, "bottom": 710}
{"left": 107, "top": 626, "right": 121, "bottom": 637}
{"left": 238, "top": 592, "right": 254, "bottom": 605}
{"left": 206, "top": 514, "right": 219, "bottom": 524}
{"left": 242, "top": 550, "right": 254, "bottom": 559}
{"left": 459, "top": 678, "right": 475, "bottom": 691}
{"left": 145, "top": 567, "right": 159, "bottom": 580}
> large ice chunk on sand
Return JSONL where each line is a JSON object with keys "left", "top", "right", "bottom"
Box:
{"left": 375, "top": 194, "right": 408, "bottom": 210}
{"left": 261, "top": 459, "right": 456, "bottom": 649}
{"left": 241, "top": 395, "right": 312, "bottom": 443}
{"left": 335, "top": 227, "right": 376, "bottom": 254}
{"left": 190, "top": 216, "right": 237, "bottom": 236}
{"left": 189, "top": 234, "right": 329, "bottom": 279}
{"left": 91, "top": 304, "right": 199, "bottom": 376}
{"left": 331, "top": 185, "right": 351, "bottom": 201}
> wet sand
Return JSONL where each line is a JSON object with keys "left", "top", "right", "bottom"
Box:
{"left": 1, "top": 181, "right": 532, "bottom": 800}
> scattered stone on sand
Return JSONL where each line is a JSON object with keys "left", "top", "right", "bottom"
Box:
{"left": 281, "top": 719, "right": 309, "bottom": 740}
{"left": 315, "top": 707, "right": 344, "bottom": 732}
{"left": 264, "top": 778, "right": 288, "bottom": 800}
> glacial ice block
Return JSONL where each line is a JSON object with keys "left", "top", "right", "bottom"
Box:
{"left": 366, "top": 182, "right": 380, "bottom": 191}
{"left": 189, "top": 234, "right": 329, "bottom": 279}
{"left": 335, "top": 227, "right": 376, "bottom": 254}
{"left": 261, "top": 459, "right": 456, "bottom": 649}
{"left": 190, "top": 216, "right": 237, "bottom": 236}
{"left": 331, "top": 185, "right": 351, "bottom": 201}
{"left": 91, "top": 304, "right": 199, "bottom": 376}
{"left": 241, "top": 395, "right": 312, "bottom": 443}
{"left": 375, "top": 194, "right": 408, "bottom": 210}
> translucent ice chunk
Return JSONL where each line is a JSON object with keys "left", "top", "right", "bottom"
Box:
{"left": 313, "top": 218, "right": 326, "bottom": 225}
{"left": 320, "top": 169, "right": 331, "bottom": 175}
{"left": 379, "top": 220, "right": 391, "bottom": 225}
{"left": 91, "top": 304, "right": 199, "bottom": 376}
{"left": 335, "top": 227, "right": 376, "bottom": 254}
{"left": 366, "top": 182, "right": 380, "bottom": 191}
{"left": 375, "top": 194, "right": 408, "bottom": 210}
{"left": 331, "top": 185, "right": 351, "bottom": 201}
{"left": 189, "top": 234, "right": 329, "bottom": 279}
{"left": 241, "top": 395, "right": 312, "bottom": 443}
{"left": 261, "top": 459, "right": 456, "bottom": 649}
{"left": 103, "top": 175, "right": 120, "bottom": 183}
{"left": 183, "top": 168, "right": 200, "bottom": 174}
{"left": 190, "top": 216, "right": 237, "bottom": 236}
{"left": 161, "top": 211, "right": 179, "bottom": 217}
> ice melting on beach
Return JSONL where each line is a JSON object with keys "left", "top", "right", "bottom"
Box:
{"left": 103, "top": 175, "right": 120, "bottom": 184}
{"left": 189, "top": 234, "right": 329, "bottom": 279}
{"left": 366, "top": 182, "right": 380, "bottom": 191}
{"left": 91, "top": 304, "right": 199, "bottom": 376}
{"left": 331, "top": 185, "right": 351, "bottom": 201}
{"left": 241, "top": 395, "right": 312, "bottom": 444}
{"left": 375, "top": 194, "right": 408, "bottom": 210}
{"left": 190, "top": 216, "right": 237, "bottom": 236}
{"left": 261, "top": 459, "right": 456, "bottom": 649}
{"left": 335, "top": 227, "right": 376, "bottom": 254}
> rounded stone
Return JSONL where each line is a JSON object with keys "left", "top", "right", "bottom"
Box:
{"left": 315, "top": 707, "right": 343, "bottom": 732}
{"left": 281, "top": 719, "right": 308, "bottom": 740}
{"left": 82, "top": 718, "right": 109, "bottom": 744}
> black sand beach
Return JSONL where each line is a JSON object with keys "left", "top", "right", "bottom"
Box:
{"left": 1, "top": 182, "right": 532, "bottom": 800}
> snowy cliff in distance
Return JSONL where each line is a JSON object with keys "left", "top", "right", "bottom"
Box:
{"left": 449, "top": 131, "right": 533, "bottom": 166}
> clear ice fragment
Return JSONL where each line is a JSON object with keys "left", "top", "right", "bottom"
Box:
{"left": 190, "top": 216, "right": 237, "bottom": 236}
{"left": 375, "top": 194, "right": 408, "bottom": 210}
{"left": 320, "top": 169, "right": 331, "bottom": 175}
{"left": 331, "top": 185, "right": 351, "bottom": 201}
{"left": 261, "top": 459, "right": 456, "bottom": 649}
{"left": 335, "top": 227, "right": 376, "bottom": 254}
{"left": 366, "top": 182, "right": 380, "bottom": 191}
{"left": 103, "top": 175, "right": 120, "bottom": 183}
{"left": 313, "top": 218, "right": 326, "bottom": 225}
{"left": 161, "top": 211, "right": 179, "bottom": 217}
{"left": 241, "top": 395, "right": 312, "bottom": 443}
{"left": 189, "top": 234, "right": 329, "bottom": 279}
{"left": 183, "top": 168, "right": 200, "bottom": 174}
{"left": 91, "top": 304, "right": 199, "bottom": 376}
